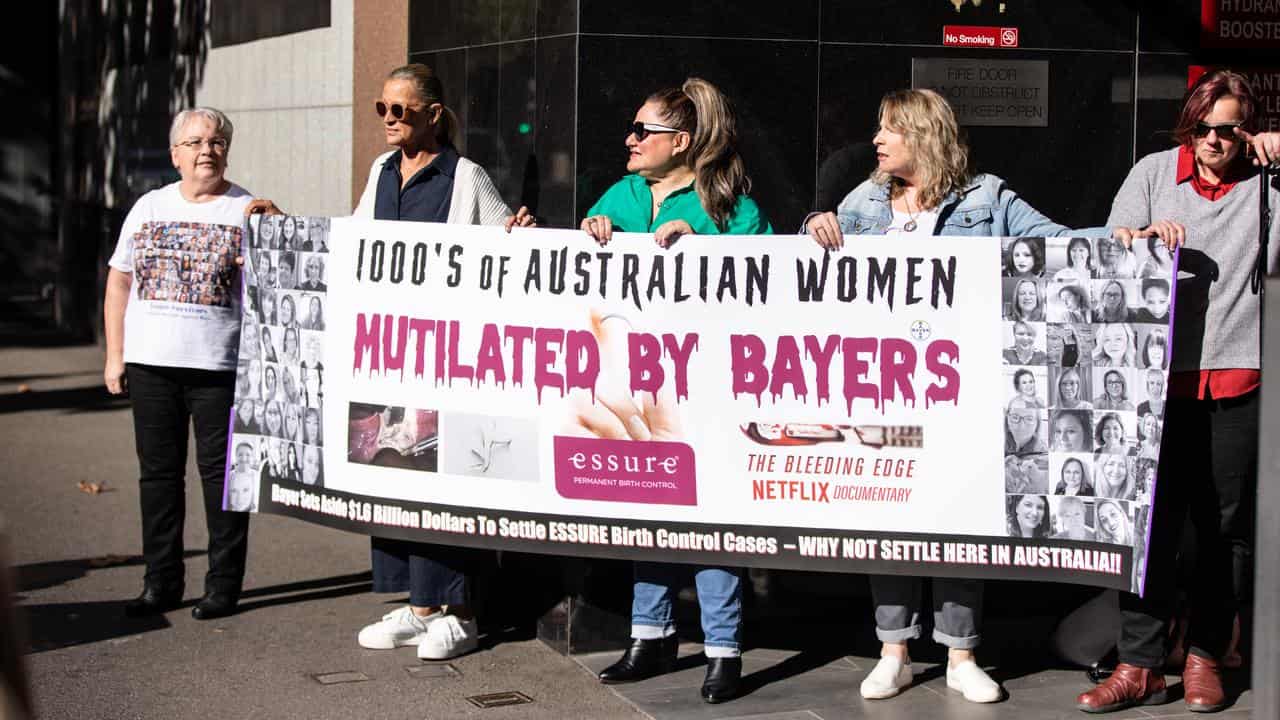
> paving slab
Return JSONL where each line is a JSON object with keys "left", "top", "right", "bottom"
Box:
{"left": 2, "top": 346, "right": 1257, "bottom": 720}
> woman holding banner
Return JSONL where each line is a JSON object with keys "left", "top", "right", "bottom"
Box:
{"left": 102, "top": 107, "right": 264, "bottom": 621}
{"left": 343, "top": 63, "right": 535, "bottom": 663}
{"left": 803, "top": 88, "right": 1177, "bottom": 705}
{"left": 1077, "top": 69, "right": 1280, "bottom": 714}
{"left": 580, "top": 78, "right": 771, "bottom": 247}
{"left": 582, "top": 77, "right": 770, "bottom": 705}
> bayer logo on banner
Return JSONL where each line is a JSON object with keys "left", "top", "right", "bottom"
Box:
{"left": 910, "top": 320, "right": 932, "bottom": 341}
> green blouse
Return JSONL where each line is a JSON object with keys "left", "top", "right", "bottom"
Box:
{"left": 586, "top": 174, "right": 773, "bottom": 235}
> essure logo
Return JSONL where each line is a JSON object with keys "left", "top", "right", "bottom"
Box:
{"left": 553, "top": 436, "right": 698, "bottom": 506}
{"left": 567, "top": 449, "right": 681, "bottom": 475}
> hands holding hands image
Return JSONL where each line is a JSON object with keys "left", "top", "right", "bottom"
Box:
{"left": 562, "top": 311, "right": 683, "bottom": 442}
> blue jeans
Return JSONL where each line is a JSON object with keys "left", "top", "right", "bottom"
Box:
{"left": 631, "top": 562, "right": 742, "bottom": 658}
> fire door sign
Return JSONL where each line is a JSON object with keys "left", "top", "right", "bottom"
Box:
{"left": 943, "top": 25, "right": 1020, "bottom": 49}
{"left": 912, "top": 58, "right": 1049, "bottom": 127}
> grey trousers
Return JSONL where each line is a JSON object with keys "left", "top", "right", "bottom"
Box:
{"left": 871, "top": 575, "right": 983, "bottom": 649}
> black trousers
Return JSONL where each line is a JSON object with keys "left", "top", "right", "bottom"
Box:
{"left": 127, "top": 363, "right": 249, "bottom": 595}
{"left": 1118, "top": 392, "right": 1257, "bottom": 668}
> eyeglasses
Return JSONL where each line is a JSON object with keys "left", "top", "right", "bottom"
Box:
{"left": 1006, "top": 413, "right": 1038, "bottom": 426}
{"left": 627, "top": 121, "right": 682, "bottom": 141}
{"left": 375, "top": 100, "right": 427, "bottom": 120}
{"left": 1193, "top": 121, "right": 1241, "bottom": 139}
{"left": 175, "top": 138, "right": 228, "bottom": 152}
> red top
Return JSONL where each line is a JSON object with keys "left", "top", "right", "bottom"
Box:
{"left": 1168, "top": 146, "right": 1259, "bottom": 400}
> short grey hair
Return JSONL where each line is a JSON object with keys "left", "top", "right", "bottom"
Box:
{"left": 169, "top": 107, "right": 234, "bottom": 147}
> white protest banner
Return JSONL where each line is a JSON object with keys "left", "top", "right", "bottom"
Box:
{"left": 225, "top": 216, "right": 1176, "bottom": 594}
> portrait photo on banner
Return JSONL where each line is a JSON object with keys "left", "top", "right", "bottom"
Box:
{"left": 225, "top": 215, "right": 331, "bottom": 507}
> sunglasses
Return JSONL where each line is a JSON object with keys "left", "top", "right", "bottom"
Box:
{"left": 1193, "top": 121, "right": 1241, "bottom": 139}
{"left": 375, "top": 100, "right": 430, "bottom": 120}
{"left": 627, "top": 121, "right": 682, "bottom": 141}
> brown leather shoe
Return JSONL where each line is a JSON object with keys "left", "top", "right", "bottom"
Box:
{"left": 1182, "top": 653, "right": 1227, "bottom": 712}
{"left": 1076, "top": 663, "right": 1168, "bottom": 713}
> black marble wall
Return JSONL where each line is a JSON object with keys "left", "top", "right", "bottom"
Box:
{"left": 407, "top": 0, "right": 1280, "bottom": 654}
{"left": 409, "top": 0, "right": 1277, "bottom": 232}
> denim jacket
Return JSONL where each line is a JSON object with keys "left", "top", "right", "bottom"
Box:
{"left": 832, "top": 173, "right": 1109, "bottom": 238}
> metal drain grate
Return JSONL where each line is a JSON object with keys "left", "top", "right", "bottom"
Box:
{"left": 465, "top": 691, "right": 533, "bottom": 708}
{"left": 311, "top": 671, "right": 370, "bottom": 685}
{"left": 405, "top": 663, "right": 461, "bottom": 679}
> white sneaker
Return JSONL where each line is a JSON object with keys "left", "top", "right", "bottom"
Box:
{"left": 417, "top": 615, "right": 479, "bottom": 660}
{"left": 357, "top": 606, "right": 440, "bottom": 649}
{"left": 859, "top": 656, "right": 913, "bottom": 699}
{"left": 946, "top": 660, "right": 1002, "bottom": 703}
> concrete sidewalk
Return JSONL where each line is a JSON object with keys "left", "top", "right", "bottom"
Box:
{"left": 1, "top": 346, "right": 1255, "bottom": 720}
{"left": 1, "top": 345, "right": 640, "bottom": 720}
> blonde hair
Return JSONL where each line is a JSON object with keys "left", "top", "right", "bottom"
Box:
{"left": 1095, "top": 498, "right": 1133, "bottom": 544}
{"left": 650, "top": 78, "right": 751, "bottom": 230}
{"left": 388, "top": 63, "right": 458, "bottom": 146}
{"left": 1091, "top": 323, "right": 1136, "bottom": 367}
{"left": 871, "top": 89, "right": 972, "bottom": 211}
{"left": 1095, "top": 456, "right": 1134, "bottom": 501}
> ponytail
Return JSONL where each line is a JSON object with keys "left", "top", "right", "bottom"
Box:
{"left": 437, "top": 105, "right": 459, "bottom": 147}
{"left": 649, "top": 78, "right": 751, "bottom": 230}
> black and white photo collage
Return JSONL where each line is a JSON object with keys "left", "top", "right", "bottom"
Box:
{"left": 1000, "top": 235, "right": 1173, "bottom": 555}
{"left": 227, "top": 215, "right": 330, "bottom": 510}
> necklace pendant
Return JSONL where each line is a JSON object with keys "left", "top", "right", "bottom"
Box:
{"left": 903, "top": 220, "right": 917, "bottom": 232}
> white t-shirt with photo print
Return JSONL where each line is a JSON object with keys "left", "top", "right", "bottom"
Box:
{"left": 108, "top": 181, "right": 253, "bottom": 371}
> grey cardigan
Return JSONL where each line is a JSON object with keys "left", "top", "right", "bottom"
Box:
{"left": 1107, "top": 147, "right": 1280, "bottom": 372}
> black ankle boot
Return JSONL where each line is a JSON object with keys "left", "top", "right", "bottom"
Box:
{"left": 598, "top": 636, "right": 678, "bottom": 684}
{"left": 191, "top": 591, "right": 239, "bottom": 620}
{"left": 701, "top": 657, "right": 742, "bottom": 703}
{"left": 124, "top": 584, "right": 184, "bottom": 618}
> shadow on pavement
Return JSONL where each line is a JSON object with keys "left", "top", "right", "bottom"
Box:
{"left": 15, "top": 551, "right": 204, "bottom": 593}
{"left": 19, "top": 600, "right": 171, "bottom": 653}
{"left": 0, "top": 385, "right": 129, "bottom": 415}
{"left": 737, "top": 648, "right": 849, "bottom": 698}
{"left": 235, "top": 571, "right": 372, "bottom": 613}
{"left": 0, "top": 371, "right": 97, "bottom": 385}
{"left": 18, "top": 572, "right": 375, "bottom": 654}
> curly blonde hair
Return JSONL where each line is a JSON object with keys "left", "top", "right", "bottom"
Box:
{"left": 870, "top": 89, "right": 972, "bottom": 211}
